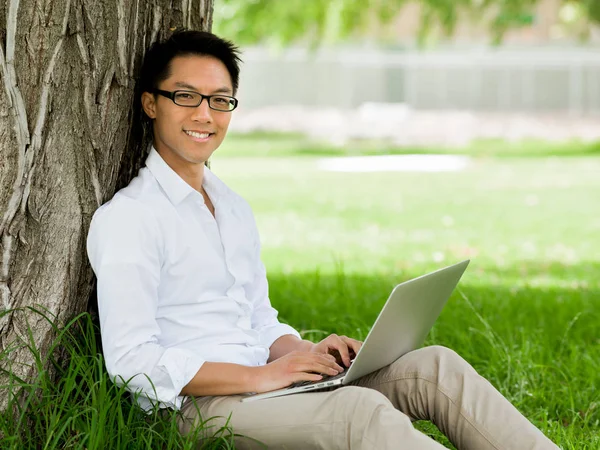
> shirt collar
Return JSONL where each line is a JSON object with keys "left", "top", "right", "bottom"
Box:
{"left": 202, "top": 163, "right": 228, "bottom": 204}
{"left": 145, "top": 146, "right": 229, "bottom": 206}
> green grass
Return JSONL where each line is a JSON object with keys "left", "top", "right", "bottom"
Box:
{"left": 217, "top": 131, "right": 600, "bottom": 158}
{"left": 1, "top": 134, "right": 599, "bottom": 448}
{"left": 0, "top": 309, "right": 236, "bottom": 449}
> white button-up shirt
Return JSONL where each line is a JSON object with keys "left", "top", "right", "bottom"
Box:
{"left": 86, "top": 147, "right": 300, "bottom": 410}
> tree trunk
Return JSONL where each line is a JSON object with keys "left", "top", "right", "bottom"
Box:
{"left": 0, "top": 0, "right": 213, "bottom": 411}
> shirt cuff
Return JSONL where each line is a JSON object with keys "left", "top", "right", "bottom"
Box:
{"left": 152, "top": 348, "right": 206, "bottom": 410}
{"left": 258, "top": 323, "right": 301, "bottom": 349}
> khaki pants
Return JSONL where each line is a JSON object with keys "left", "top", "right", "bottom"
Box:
{"left": 178, "top": 346, "right": 559, "bottom": 449}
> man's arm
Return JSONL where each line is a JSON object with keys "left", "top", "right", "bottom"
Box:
{"left": 180, "top": 362, "right": 256, "bottom": 396}
{"left": 88, "top": 199, "right": 205, "bottom": 408}
{"left": 179, "top": 332, "right": 364, "bottom": 397}
{"left": 267, "top": 334, "right": 314, "bottom": 362}
{"left": 180, "top": 351, "right": 343, "bottom": 396}
{"left": 179, "top": 333, "right": 364, "bottom": 397}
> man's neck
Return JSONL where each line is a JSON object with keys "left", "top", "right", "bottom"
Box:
{"left": 156, "top": 147, "right": 206, "bottom": 193}
{"left": 177, "top": 164, "right": 205, "bottom": 193}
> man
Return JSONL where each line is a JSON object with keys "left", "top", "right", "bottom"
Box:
{"left": 87, "top": 30, "right": 559, "bottom": 449}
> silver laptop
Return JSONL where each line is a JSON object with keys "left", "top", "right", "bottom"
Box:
{"left": 241, "top": 260, "right": 470, "bottom": 402}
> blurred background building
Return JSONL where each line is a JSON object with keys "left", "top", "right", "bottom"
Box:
{"left": 236, "top": 46, "right": 600, "bottom": 114}
{"left": 214, "top": 0, "right": 600, "bottom": 145}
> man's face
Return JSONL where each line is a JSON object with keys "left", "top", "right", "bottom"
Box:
{"left": 142, "top": 55, "right": 234, "bottom": 170}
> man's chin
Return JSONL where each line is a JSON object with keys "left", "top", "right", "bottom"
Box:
{"left": 184, "top": 148, "right": 216, "bottom": 166}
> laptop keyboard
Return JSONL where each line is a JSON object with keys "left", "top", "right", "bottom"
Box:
{"left": 288, "top": 368, "right": 349, "bottom": 389}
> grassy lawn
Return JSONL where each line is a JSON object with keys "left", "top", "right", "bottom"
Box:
{"left": 1, "top": 134, "right": 598, "bottom": 448}
{"left": 217, "top": 131, "right": 600, "bottom": 158}
{"left": 211, "top": 135, "right": 600, "bottom": 448}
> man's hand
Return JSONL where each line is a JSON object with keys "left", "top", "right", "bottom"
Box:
{"left": 251, "top": 351, "right": 344, "bottom": 393}
{"left": 309, "top": 334, "right": 363, "bottom": 368}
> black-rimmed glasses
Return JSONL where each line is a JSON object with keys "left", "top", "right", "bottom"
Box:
{"left": 154, "top": 89, "right": 238, "bottom": 112}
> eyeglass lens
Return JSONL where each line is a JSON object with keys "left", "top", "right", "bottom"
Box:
{"left": 173, "top": 91, "right": 236, "bottom": 111}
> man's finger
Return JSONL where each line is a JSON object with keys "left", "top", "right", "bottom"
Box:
{"left": 341, "top": 336, "right": 362, "bottom": 357}
{"left": 313, "top": 353, "right": 344, "bottom": 372}
{"left": 295, "top": 359, "right": 342, "bottom": 376}
{"left": 327, "top": 336, "right": 351, "bottom": 367}
{"left": 293, "top": 373, "right": 323, "bottom": 384}
{"left": 298, "top": 352, "right": 343, "bottom": 370}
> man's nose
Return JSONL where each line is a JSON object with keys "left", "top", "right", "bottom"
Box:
{"left": 190, "top": 98, "right": 212, "bottom": 121}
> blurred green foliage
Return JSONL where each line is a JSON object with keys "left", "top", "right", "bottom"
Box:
{"left": 213, "top": 0, "right": 600, "bottom": 46}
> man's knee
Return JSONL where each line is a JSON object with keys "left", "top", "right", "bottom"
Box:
{"left": 392, "top": 345, "right": 477, "bottom": 381}
{"left": 421, "top": 344, "right": 468, "bottom": 364}
{"left": 423, "top": 345, "right": 475, "bottom": 372}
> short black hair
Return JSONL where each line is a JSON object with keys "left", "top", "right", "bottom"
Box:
{"left": 139, "top": 30, "right": 242, "bottom": 96}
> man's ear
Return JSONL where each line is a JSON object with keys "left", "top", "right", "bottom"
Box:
{"left": 141, "top": 92, "right": 157, "bottom": 119}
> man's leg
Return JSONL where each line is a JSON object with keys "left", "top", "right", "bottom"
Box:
{"left": 353, "top": 345, "right": 559, "bottom": 450}
{"left": 178, "top": 386, "right": 448, "bottom": 449}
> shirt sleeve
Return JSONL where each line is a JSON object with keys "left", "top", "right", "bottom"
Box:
{"left": 243, "top": 205, "right": 301, "bottom": 349}
{"left": 87, "top": 197, "right": 204, "bottom": 410}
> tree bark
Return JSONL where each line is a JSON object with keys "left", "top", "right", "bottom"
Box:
{"left": 0, "top": 0, "right": 213, "bottom": 411}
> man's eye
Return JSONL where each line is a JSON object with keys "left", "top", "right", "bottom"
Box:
{"left": 177, "top": 93, "right": 194, "bottom": 99}
{"left": 213, "top": 96, "right": 228, "bottom": 103}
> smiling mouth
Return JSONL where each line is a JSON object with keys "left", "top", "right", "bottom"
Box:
{"left": 184, "top": 130, "right": 213, "bottom": 139}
